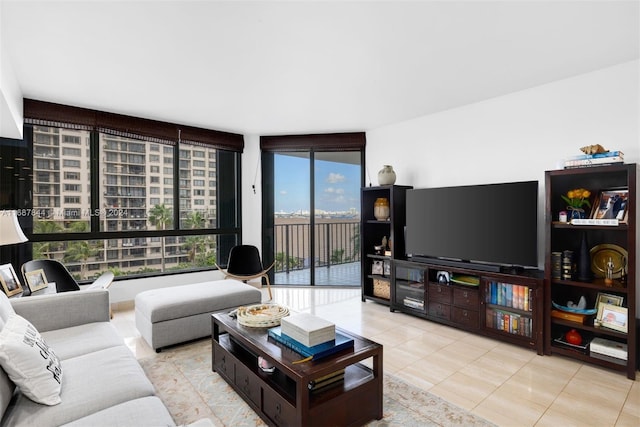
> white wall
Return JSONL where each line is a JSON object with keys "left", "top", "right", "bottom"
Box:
{"left": 0, "top": 4, "right": 24, "bottom": 140}
{"left": 366, "top": 61, "right": 639, "bottom": 190}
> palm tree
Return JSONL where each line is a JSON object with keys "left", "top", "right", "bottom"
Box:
{"left": 64, "top": 240, "right": 98, "bottom": 280}
{"left": 148, "top": 204, "right": 173, "bottom": 272}
{"left": 184, "top": 211, "right": 205, "bottom": 229}
{"left": 32, "top": 220, "right": 63, "bottom": 259}
{"left": 63, "top": 221, "right": 97, "bottom": 279}
{"left": 183, "top": 211, "right": 206, "bottom": 264}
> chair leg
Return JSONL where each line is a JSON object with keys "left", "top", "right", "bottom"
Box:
{"left": 264, "top": 275, "right": 272, "bottom": 301}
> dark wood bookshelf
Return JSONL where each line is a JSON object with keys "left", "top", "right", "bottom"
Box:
{"left": 360, "top": 185, "right": 412, "bottom": 304}
{"left": 544, "top": 163, "right": 637, "bottom": 379}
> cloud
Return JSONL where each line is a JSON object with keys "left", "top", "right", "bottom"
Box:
{"left": 280, "top": 190, "right": 287, "bottom": 195}
{"left": 324, "top": 187, "right": 345, "bottom": 194}
{"left": 326, "top": 173, "right": 345, "bottom": 184}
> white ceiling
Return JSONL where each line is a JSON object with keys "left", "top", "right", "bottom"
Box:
{"left": 1, "top": 0, "right": 638, "bottom": 136}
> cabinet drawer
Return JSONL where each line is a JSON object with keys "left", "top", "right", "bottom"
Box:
{"left": 212, "top": 341, "right": 233, "bottom": 381}
{"left": 453, "top": 287, "right": 478, "bottom": 308}
{"left": 428, "top": 283, "right": 452, "bottom": 303}
{"left": 428, "top": 301, "right": 451, "bottom": 320}
{"left": 234, "top": 361, "right": 261, "bottom": 407}
{"left": 263, "top": 391, "right": 296, "bottom": 427}
{"left": 451, "top": 307, "right": 479, "bottom": 330}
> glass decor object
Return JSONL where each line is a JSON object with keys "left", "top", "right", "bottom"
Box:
{"left": 373, "top": 198, "right": 390, "bottom": 221}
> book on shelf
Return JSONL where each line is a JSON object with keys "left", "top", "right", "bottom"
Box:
{"left": 403, "top": 297, "right": 424, "bottom": 309}
{"left": 590, "top": 337, "right": 627, "bottom": 361}
{"left": 280, "top": 312, "right": 335, "bottom": 347}
{"left": 268, "top": 326, "right": 354, "bottom": 361}
{"left": 487, "top": 282, "right": 530, "bottom": 311}
{"left": 565, "top": 151, "right": 624, "bottom": 161}
{"left": 485, "top": 308, "right": 532, "bottom": 338}
{"left": 554, "top": 334, "right": 589, "bottom": 352}
{"left": 564, "top": 156, "right": 624, "bottom": 168}
{"left": 551, "top": 309, "right": 588, "bottom": 324}
{"left": 308, "top": 368, "right": 345, "bottom": 390}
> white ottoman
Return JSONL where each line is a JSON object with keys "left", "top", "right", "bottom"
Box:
{"left": 135, "top": 279, "right": 262, "bottom": 351}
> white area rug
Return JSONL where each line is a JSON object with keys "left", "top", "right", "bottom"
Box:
{"left": 139, "top": 339, "right": 495, "bottom": 426}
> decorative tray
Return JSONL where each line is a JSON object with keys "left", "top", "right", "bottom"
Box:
{"left": 552, "top": 301, "right": 597, "bottom": 315}
{"left": 590, "top": 244, "right": 627, "bottom": 279}
{"left": 236, "top": 304, "right": 290, "bottom": 328}
{"left": 554, "top": 334, "right": 590, "bottom": 352}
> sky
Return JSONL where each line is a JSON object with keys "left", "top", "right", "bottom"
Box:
{"left": 274, "top": 154, "right": 361, "bottom": 214}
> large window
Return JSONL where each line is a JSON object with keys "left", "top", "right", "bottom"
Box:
{"left": 22, "top": 99, "right": 243, "bottom": 282}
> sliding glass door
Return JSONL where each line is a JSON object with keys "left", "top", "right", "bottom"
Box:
{"left": 261, "top": 134, "right": 365, "bottom": 287}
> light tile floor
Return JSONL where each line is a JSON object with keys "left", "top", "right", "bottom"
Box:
{"left": 112, "top": 286, "right": 640, "bottom": 427}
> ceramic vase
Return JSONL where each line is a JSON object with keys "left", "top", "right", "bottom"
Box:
{"left": 377, "top": 165, "right": 396, "bottom": 186}
{"left": 374, "top": 198, "right": 390, "bottom": 221}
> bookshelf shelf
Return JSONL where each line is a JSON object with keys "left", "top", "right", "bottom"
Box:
{"left": 361, "top": 185, "right": 412, "bottom": 304}
{"left": 545, "top": 163, "right": 637, "bottom": 380}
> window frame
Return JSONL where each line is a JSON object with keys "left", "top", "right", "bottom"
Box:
{"left": 22, "top": 99, "right": 244, "bottom": 281}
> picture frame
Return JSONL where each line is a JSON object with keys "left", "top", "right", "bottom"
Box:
{"left": 598, "top": 303, "right": 628, "bottom": 333}
{"left": 591, "top": 188, "right": 629, "bottom": 223}
{"left": 24, "top": 269, "right": 49, "bottom": 293}
{"left": 0, "top": 263, "right": 23, "bottom": 297}
{"left": 596, "top": 292, "right": 623, "bottom": 308}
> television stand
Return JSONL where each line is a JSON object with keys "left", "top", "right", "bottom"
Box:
{"left": 391, "top": 258, "right": 544, "bottom": 355}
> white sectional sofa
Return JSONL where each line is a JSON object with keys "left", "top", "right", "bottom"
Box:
{"left": 0, "top": 289, "right": 208, "bottom": 427}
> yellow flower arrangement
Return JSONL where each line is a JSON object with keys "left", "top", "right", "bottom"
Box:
{"left": 561, "top": 188, "right": 592, "bottom": 209}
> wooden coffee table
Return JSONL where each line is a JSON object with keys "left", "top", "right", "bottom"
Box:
{"left": 211, "top": 312, "right": 383, "bottom": 426}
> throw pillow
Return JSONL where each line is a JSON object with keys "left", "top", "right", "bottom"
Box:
{"left": 0, "top": 313, "right": 62, "bottom": 405}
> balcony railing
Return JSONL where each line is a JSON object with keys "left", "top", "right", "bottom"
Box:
{"left": 274, "top": 221, "right": 360, "bottom": 273}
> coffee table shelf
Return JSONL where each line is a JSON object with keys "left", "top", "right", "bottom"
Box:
{"left": 212, "top": 312, "right": 383, "bottom": 426}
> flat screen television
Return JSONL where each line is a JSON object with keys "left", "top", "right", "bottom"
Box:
{"left": 405, "top": 181, "right": 539, "bottom": 272}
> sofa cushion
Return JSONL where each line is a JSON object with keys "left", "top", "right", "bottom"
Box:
{"left": 0, "top": 294, "right": 17, "bottom": 417}
{"left": 135, "top": 279, "right": 262, "bottom": 323}
{"left": 0, "top": 313, "right": 62, "bottom": 405}
{"left": 0, "top": 293, "right": 15, "bottom": 328}
{"left": 61, "top": 396, "right": 176, "bottom": 427}
{"left": 1, "top": 345, "right": 155, "bottom": 427}
{"left": 41, "top": 322, "right": 124, "bottom": 360}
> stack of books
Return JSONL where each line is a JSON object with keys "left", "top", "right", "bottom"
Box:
{"left": 564, "top": 151, "right": 624, "bottom": 169}
{"left": 268, "top": 313, "right": 354, "bottom": 362}
{"left": 280, "top": 313, "right": 335, "bottom": 347}
{"left": 590, "top": 337, "right": 627, "bottom": 364}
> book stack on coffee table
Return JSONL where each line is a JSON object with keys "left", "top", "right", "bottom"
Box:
{"left": 280, "top": 313, "right": 336, "bottom": 347}
{"left": 268, "top": 313, "right": 354, "bottom": 363}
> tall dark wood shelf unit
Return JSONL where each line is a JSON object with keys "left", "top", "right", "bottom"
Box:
{"left": 361, "top": 185, "right": 412, "bottom": 305}
{"left": 545, "top": 163, "right": 637, "bottom": 379}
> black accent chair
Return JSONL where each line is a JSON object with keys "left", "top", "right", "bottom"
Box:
{"left": 21, "top": 259, "right": 114, "bottom": 295}
{"left": 215, "top": 245, "right": 274, "bottom": 300}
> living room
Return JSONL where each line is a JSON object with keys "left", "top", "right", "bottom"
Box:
{"left": 0, "top": 1, "right": 639, "bottom": 426}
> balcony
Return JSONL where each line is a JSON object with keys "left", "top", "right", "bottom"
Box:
{"left": 273, "top": 220, "right": 360, "bottom": 286}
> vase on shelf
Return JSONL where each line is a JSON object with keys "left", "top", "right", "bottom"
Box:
{"left": 567, "top": 206, "right": 586, "bottom": 221}
{"left": 377, "top": 165, "right": 396, "bottom": 186}
{"left": 373, "top": 197, "right": 390, "bottom": 221}
{"left": 576, "top": 232, "right": 593, "bottom": 282}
